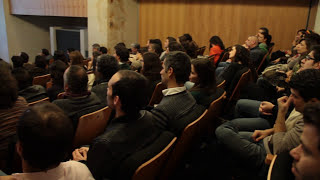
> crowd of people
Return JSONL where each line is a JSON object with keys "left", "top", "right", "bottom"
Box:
{"left": 0, "top": 27, "right": 320, "bottom": 180}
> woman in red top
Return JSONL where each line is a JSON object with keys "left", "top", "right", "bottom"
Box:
{"left": 209, "top": 36, "right": 225, "bottom": 65}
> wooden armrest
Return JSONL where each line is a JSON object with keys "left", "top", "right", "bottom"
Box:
{"left": 265, "top": 154, "right": 275, "bottom": 165}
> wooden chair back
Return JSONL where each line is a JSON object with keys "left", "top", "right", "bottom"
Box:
{"left": 49, "top": 58, "right": 54, "bottom": 65}
{"left": 32, "top": 74, "right": 51, "bottom": 88}
{"left": 148, "top": 82, "right": 166, "bottom": 106}
{"left": 57, "top": 92, "right": 65, "bottom": 99}
{"left": 73, "top": 106, "right": 112, "bottom": 148}
{"left": 46, "top": 79, "right": 53, "bottom": 90}
{"left": 267, "top": 155, "right": 278, "bottom": 180}
{"left": 256, "top": 52, "right": 269, "bottom": 74}
{"left": 160, "top": 110, "right": 208, "bottom": 179}
{"left": 28, "top": 97, "right": 50, "bottom": 106}
{"left": 216, "top": 80, "right": 226, "bottom": 89}
{"left": 132, "top": 137, "right": 177, "bottom": 180}
{"left": 208, "top": 55, "right": 214, "bottom": 62}
{"left": 229, "top": 69, "right": 251, "bottom": 103}
{"left": 268, "top": 43, "right": 275, "bottom": 55}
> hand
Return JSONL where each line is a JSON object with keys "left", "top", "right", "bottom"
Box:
{"left": 277, "top": 96, "right": 293, "bottom": 114}
{"left": 259, "top": 101, "right": 275, "bottom": 115}
{"left": 272, "top": 58, "right": 281, "bottom": 64}
{"left": 252, "top": 129, "right": 272, "bottom": 142}
{"left": 72, "top": 148, "right": 88, "bottom": 161}
{"left": 276, "top": 86, "right": 285, "bottom": 92}
{"left": 226, "top": 59, "right": 232, "bottom": 62}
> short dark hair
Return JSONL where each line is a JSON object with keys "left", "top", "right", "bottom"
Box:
{"left": 115, "top": 47, "right": 130, "bottom": 62}
{"left": 303, "top": 102, "right": 320, "bottom": 150}
{"left": 183, "top": 33, "right": 193, "bottom": 41}
{"left": 54, "top": 50, "right": 68, "bottom": 64}
{"left": 112, "top": 70, "right": 149, "bottom": 117}
{"left": 115, "top": 42, "right": 126, "bottom": 49}
{"left": 35, "top": 55, "right": 47, "bottom": 69}
{"left": 150, "top": 43, "right": 163, "bottom": 56}
{"left": 311, "top": 45, "right": 320, "bottom": 63}
{"left": 11, "top": 56, "right": 24, "bottom": 68}
{"left": 190, "top": 58, "right": 216, "bottom": 94}
{"left": 20, "top": 52, "right": 29, "bottom": 63}
{"left": 168, "top": 42, "right": 185, "bottom": 52}
{"left": 49, "top": 60, "right": 68, "bottom": 87}
{"left": 42, "top": 49, "right": 50, "bottom": 56}
{"left": 141, "top": 52, "right": 162, "bottom": 82}
{"left": 12, "top": 67, "right": 32, "bottom": 90}
{"left": 164, "top": 51, "right": 191, "bottom": 84}
{"left": 167, "top": 37, "right": 176, "bottom": 43}
{"left": 64, "top": 65, "right": 88, "bottom": 94}
{"left": 149, "top": 39, "right": 163, "bottom": 50}
{"left": 0, "top": 66, "right": 18, "bottom": 109}
{"left": 97, "top": 54, "right": 119, "bottom": 81}
{"left": 69, "top": 50, "right": 84, "bottom": 66}
{"left": 17, "top": 103, "right": 74, "bottom": 170}
{"left": 260, "top": 32, "right": 272, "bottom": 46}
{"left": 259, "top": 27, "right": 269, "bottom": 34}
{"left": 92, "top": 43, "right": 101, "bottom": 50}
{"left": 209, "top": 36, "right": 225, "bottom": 50}
{"left": 131, "top": 43, "right": 140, "bottom": 50}
{"left": 99, "top": 46, "right": 108, "bottom": 54}
{"left": 67, "top": 48, "right": 75, "bottom": 53}
{"left": 289, "top": 69, "right": 320, "bottom": 102}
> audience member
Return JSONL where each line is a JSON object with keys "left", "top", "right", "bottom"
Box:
{"left": 12, "top": 68, "right": 47, "bottom": 103}
{"left": 209, "top": 36, "right": 225, "bottom": 65}
{"left": 99, "top": 46, "right": 108, "bottom": 54}
{"left": 215, "top": 69, "right": 320, "bottom": 178}
{"left": 115, "top": 47, "right": 131, "bottom": 70}
{"left": 41, "top": 48, "right": 53, "bottom": 62}
{"left": 130, "top": 43, "right": 140, "bottom": 55}
{"left": 179, "top": 34, "right": 199, "bottom": 58}
{"left": 52, "top": 65, "right": 102, "bottom": 127}
{"left": 299, "top": 45, "right": 320, "bottom": 71}
{"left": 245, "top": 35, "right": 266, "bottom": 68}
{"left": 28, "top": 55, "right": 48, "bottom": 78}
{"left": 160, "top": 37, "right": 176, "bottom": 61}
{"left": 168, "top": 41, "right": 185, "bottom": 53}
{"left": 69, "top": 50, "right": 85, "bottom": 66}
{"left": 149, "top": 39, "right": 163, "bottom": 51}
{"left": 0, "top": 65, "right": 28, "bottom": 170}
{"left": 11, "top": 103, "right": 94, "bottom": 179}
{"left": 290, "top": 102, "right": 320, "bottom": 180}
{"left": 11, "top": 56, "right": 24, "bottom": 69}
{"left": 92, "top": 54, "right": 119, "bottom": 106}
{"left": 47, "top": 60, "right": 68, "bottom": 101}
{"left": 53, "top": 50, "right": 68, "bottom": 65}
{"left": 20, "top": 52, "right": 34, "bottom": 71}
{"left": 148, "top": 43, "right": 163, "bottom": 57}
{"left": 72, "top": 70, "right": 162, "bottom": 179}
{"left": 258, "top": 27, "right": 269, "bottom": 35}
{"left": 92, "top": 43, "right": 101, "bottom": 52}
{"left": 151, "top": 51, "right": 205, "bottom": 135}
{"left": 189, "top": 58, "right": 225, "bottom": 108}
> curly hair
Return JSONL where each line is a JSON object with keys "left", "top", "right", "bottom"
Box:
{"left": 209, "top": 36, "right": 225, "bottom": 50}
{"left": 232, "top": 45, "right": 251, "bottom": 66}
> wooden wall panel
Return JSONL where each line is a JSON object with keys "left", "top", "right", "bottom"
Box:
{"left": 10, "top": 0, "right": 87, "bottom": 17}
{"left": 139, "top": 0, "right": 317, "bottom": 54}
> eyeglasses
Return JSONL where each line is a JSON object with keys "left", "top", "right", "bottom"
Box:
{"left": 305, "top": 55, "right": 316, "bottom": 61}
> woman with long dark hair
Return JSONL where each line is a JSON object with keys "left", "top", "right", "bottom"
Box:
{"left": 209, "top": 36, "right": 225, "bottom": 65}
{"left": 189, "top": 58, "right": 225, "bottom": 107}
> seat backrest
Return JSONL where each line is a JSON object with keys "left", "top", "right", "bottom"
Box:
{"left": 268, "top": 43, "right": 275, "bottom": 55}
{"left": 49, "top": 59, "right": 54, "bottom": 65}
{"left": 32, "top": 74, "right": 51, "bottom": 88}
{"left": 216, "top": 80, "right": 226, "bottom": 89}
{"left": 229, "top": 69, "right": 251, "bottom": 102}
{"left": 160, "top": 110, "right": 208, "bottom": 179}
{"left": 73, "top": 106, "right": 112, "bottom": 148}
{"left": 46, "top": 79, "right": 53, "bottom": 90}
{"left": 148, "top": 82, "right": 166, "bottom": 106}
{"left": 132, "top": 136, "right": 177, "bottom": 180}
{"left": 28, "top": 97, "right": 50, "bottom": 106}
{"left": 256, "top": 53, "right": 269, "bottom": 73}
{"left": 57, "top": 92, "right": 65, "bottom": 99}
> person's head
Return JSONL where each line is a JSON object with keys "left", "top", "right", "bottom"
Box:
{"left": 130, "top": 43, "right": 140, "bottom": 55}
{"left": 290, "top": 102, "right": 320, "bottom": 180}
{"left": 97, "top": 54, "right": 119, "bottom": 81}
{"left": 296, "top": 29, "right": 307, "bottom": 40}
{"left": 168, "top": 41, "right": 185, "bottom": 52}
{"left": 115, "top": 42, "right": 126, "bottom": 49}
{"left": 69, "top": 50, "right": 84, "bottom": 66}
{"left": 209, "top": 36, "right": 225, "bottom": 50}
{"left": 34, "top": 55, "right": 47, "bottom": 69}
{"left": 41, "top": 49, "right": 50, "bottom": 56}
{"left": 12, "top": 68, "right": 32, "bottom": 90}
{"left": 164, "top": 37, "right": 176, "bottom": 49}
{"left": 0, "top": 66, "right": 18, "bottom": 109}
{"left": 189, "top": 58, "right": 216, "bottom": 93}
{"left": 245, "top": 36, "right": 259, "bottom": 49}
{"left": 178, "top": 35, "right": 188, "bottom": 44}
{"left": 161, "top": 51, "right": 191, "bottom": 86}
{"left": 288, "top": 69, "right": 320, "bottom": 113}
{"left": 115, "top": 47, "right": 130, "bottom": 62}
{"left": 148, "top": 43, "right": 163, "bottom": 56}
{"left": 141, "top": 52, "right": 162, "bottom": 80}
{"left": 149, "top": 39, "right": 163, "bottom": 50}
{"left": 92, "top": 43, "right": 101, "bottom": 52}
{"left": 17, "top": 103, "right": 74, "bottom": 171}
{"left": 49, "top": 60, "right": 68, "bottom": 87}
{"left": 20, "top": 52, "right": 29, "bottom": 64}
{"left": 63, "top": 65, "right": 88, "bottom": 94}
{"left": 183, "top": 34, "right": 193, "bottom": 41}
{"left": 53, "top": 50, "right": 68, "bottom": 64}
{"left": 66, "top": 48, "right": 75, "bottom": 54}
{"left": 258, "top": 27, "right": 269, "bottom": 35}
{"left": 107, "top": 70, "right": 149, "bottom": 118}
{"left": 301, "top": 45, "right": 320, "bottom": 71}
{"left": 230, "top": 45, "right": 251, "bottom": 66}
{"left": 99, "top": 46, "right": 108, "bottom": 54}
{"left": 11, "top": 56, "right": 24, "bottom": 68}
{"left": 257, "top": 32, "right": 272, "bottom": 46}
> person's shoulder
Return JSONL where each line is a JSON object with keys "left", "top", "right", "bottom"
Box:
{"left": 61, "top": 161, "right": 94, "bottom": 180}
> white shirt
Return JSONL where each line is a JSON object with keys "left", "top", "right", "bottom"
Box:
{"left": 162, "top": 86, "right": 186, "bottom": 96}
{"left": 12, "top": 161, "right": 94, "bottom": 180}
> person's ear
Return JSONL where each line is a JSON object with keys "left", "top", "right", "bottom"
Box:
{"left": 113, "top": 95, "right": 120, "bottom": 106}
{"left": 309, "top": 97, "right": 319, "bottom": 103}
{"left": 167, "top": 67, "right": 174, "bottom": 77}
{"left": 16, "top": 141, "right": 23, "bottom": 158}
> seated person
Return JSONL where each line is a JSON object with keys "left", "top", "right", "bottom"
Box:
{"left": 209, "top": 36, "right": 225, "bottom": 65}
{"left": 11, "top": 56, "right": 24, "bottom": 69}
{"left": 0, "top": 63, "right": 28, "bottom": 170}
{"left": 151, "top": 51, "right": 205, "bottom": 135}
{"left": 91, "top": 54, "right": 119, "bottom": 106}
{"left": 115, "top": 46, "right": 131, "bottom": 70}
{"left": 10, "top": 103, "right": 94, "bottom": 179}
{"left": 52, "top": 65, "right": 102, "bottom": 127}
{"left": 160, "top": 37, "right": 176, "bottom": 61}
{"left": 189, "top": 58, "right": 225, "bottom": 108}
{"left": 41, "top": 48, "right": 53, "bottom": 62}
{"left": 47, "top": 60, "right": 68, "bottom": 101}
{"left": 28, "top": 55, "right": 48, "bottom": 79}
{"left": 20, "top": 52, "right": 34, "bottom": 71}
{"left": 72, "top": 70, "right": 163, "bottom": 179}
{"left": 215, "top": 69, "right": 320, "bottom": 178}
{"left": 244, "top": 35, "right": 266, "bottom": 68}
{"left": 12, "top": 68, "right": 47, "bottom": 103}
{"left": 290, "top": 102, "right": 320, "bottom": 180}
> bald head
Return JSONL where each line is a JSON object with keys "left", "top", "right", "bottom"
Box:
{"left": 64, "top": 65, "right": 88, "bottom": 94}
{"left": 246, "top": 36, "right": 259, "bottom": 49}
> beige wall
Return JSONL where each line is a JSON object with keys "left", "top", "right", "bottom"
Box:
{"left": 0, "top": 0, "right": 9, "bottom": 62}
{"left": 88, "top": 0, "right": 139, "bottom": 56}
{"left": 315, "top": 0, "right": 320, "bottom": 33}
